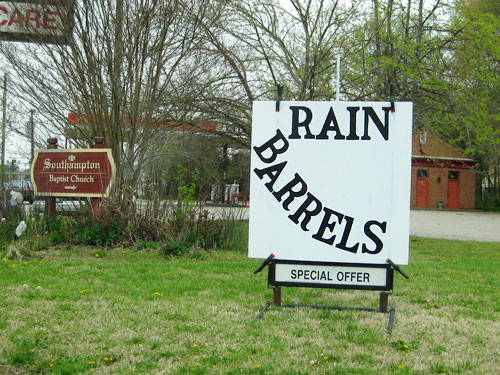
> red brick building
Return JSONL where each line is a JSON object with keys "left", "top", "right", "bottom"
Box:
{"left": 411, "top": 130, "right": 477, "bottom": 209}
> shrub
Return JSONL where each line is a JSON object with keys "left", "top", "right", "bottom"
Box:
{"left": 74, "top": 218, "right": 122, "bottom": 247}
{"left": 164, "top": 207, "right": 226, "bottom": 251}
{"left": 1, "top": 195, "right": 249, "bottom": 257}
{"left": 161, "top": 241, "right": 188, "bottom": 257}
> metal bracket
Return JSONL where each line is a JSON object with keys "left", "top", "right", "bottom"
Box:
{"left": 275, "top": 85, "right": 283, "bottom": 112}
{"left": 253, "top": 253, "right": 274, "bottom": 274}
{"left": 389, "top": 84, "right": 395, "bottom": 112}
{"left": 387, "top": 301, "right": 396, "bottom": 334}
{"left": 255, "top": 295, "right": 397, "bottom": 334}
{"left": 387, "top": 258, "right": 409, "bottom": 279}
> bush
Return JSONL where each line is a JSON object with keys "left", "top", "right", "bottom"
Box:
{"left": 476, "top": 195, "right": 500, "bottom": 211}
{"left": 1, "top": 197, "right": 249, "bottom": 257}
{"left": 43, "top": 216, "right": 80, "bottom": 244}
{"left": 74, "top": 216, "right": 123, "bottom": 247}
{"left": 164, "top": 207, "right": 225, "bottom": 251}
{"left": 161, "top": 241, "right": 188, "bottom": 257}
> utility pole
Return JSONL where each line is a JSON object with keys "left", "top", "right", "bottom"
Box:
{"left": 336, "top": 54, "right": 340, "bottom": 102}
{"left": 1, "top": 73, "right": 7, "bottom": 189}
{"left": 30, "top": 110, "right": 35, "bottom": 164}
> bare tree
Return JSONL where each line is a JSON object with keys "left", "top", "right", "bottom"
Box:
{"left": 0, "top": 0, "right": 206, "bottom": 204}
{"left": 174, "top": 0, "right": 358, "bottom": 148}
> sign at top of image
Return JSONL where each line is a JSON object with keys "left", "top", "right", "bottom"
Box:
{"left": 249, "top": 101, "right": 413, "bottom": 265}
{"left": 31, "top": 149, "right": 115, "bottom": 197}
{"left": 0, "top": 0, "right": 75, "bottom": 44}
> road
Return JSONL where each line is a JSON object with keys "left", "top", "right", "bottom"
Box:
{"left": 209, "top": 206, "right": 500, "bottom": 243}
{"left": 409, "top": 209, "right": 500, "bottom": 242}
{"left": 25, "top": 201, "right": 500, "bottom": 243}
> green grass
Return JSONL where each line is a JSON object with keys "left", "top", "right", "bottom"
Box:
{"left": 1, "top": 237, "right": 499, "bottom": 374}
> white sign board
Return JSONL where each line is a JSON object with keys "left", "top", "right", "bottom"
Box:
{"left": 273, "top": 262, "right": 390, "bottom": 289}
{"left": 249, "top": 101, "right": 412, "bottom": 265}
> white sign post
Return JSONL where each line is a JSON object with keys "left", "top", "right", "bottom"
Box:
{"left": 250, "top": 101, "right": 412, "bottom": 320}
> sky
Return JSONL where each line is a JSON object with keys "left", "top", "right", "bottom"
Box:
{"left": 1, "top": 108, "right": 32, "bottom": 171}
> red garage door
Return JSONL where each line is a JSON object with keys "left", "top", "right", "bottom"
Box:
{"left": 447, "top": 171, "right": 460, "bottom": 209}
{"left": 416, "top": 170, "right": 429, "bottom": 208}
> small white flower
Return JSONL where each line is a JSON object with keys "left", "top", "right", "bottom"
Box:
{"left": 23, "top": 284, "right": 28, "bottom": 289}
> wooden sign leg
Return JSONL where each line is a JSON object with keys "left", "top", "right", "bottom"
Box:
{"left": 91, "top": 198, "right": 102, "bottom": 218}
{"left": 273, "top": 287, "right": 282, "bottom": 306}
{"left": 379, "top": 292, "right": 389, "bottom": 312}
{"left": 46, "top": 197, "right": 56, "bottom": 218}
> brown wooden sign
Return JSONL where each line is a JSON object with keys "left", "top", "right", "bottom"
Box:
{"left": 31, "top": 149, "right": 115, "bottom": 197}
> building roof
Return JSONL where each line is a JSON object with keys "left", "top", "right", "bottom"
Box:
{"left": 412, "top": 130, "right": 477, "bottom": 169}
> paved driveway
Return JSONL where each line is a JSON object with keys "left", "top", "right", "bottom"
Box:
{"left": 410, "top": 210, "right": 500, "bottom": 242}
{"left": 214, "top": 206, "right": 500, "bottom": 242}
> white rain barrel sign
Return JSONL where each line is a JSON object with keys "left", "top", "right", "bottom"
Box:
{"left": 249, "top": 101, "right": 412, "bottom": 265}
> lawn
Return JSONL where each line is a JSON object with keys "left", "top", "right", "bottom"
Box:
{"left": 0, "top": 237, "right": 499, "bottom": 374}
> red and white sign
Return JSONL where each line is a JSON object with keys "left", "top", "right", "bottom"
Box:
{"left": 0, "top": 1, "right": 73, "bottom": 43}
{"left": 31, "top": 149, "right": 115, "bottom": 197}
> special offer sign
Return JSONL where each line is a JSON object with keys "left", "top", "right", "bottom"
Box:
{"left": 31, "top": 149, "right": 115, "bottom": 198}
{"left": 249, "top": 101, "right": 412, "bottom": 265}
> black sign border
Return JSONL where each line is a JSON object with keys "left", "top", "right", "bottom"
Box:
{"left": 268, "top": 259, "right": 394, "bottom": 291}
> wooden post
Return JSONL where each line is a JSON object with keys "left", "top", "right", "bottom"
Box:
{"left": 46, "top": 138, "right": 58, "bottom": 218}
{"left": 379, "top": 292, "right": 389, "bottom": 312}
{"left": 91, "top": 137, "right": 106, "bottom": 217}
{"left": 93, "top": 137, "right": 106, "bottom": 149}
{"left": 1, "top": 73, "right": 7, "bottom": 190}
{"left": 273, "top": 287, "right": 282, "bottom": 306}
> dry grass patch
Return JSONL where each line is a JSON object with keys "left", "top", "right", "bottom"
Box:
{"left": 0, "top": 238, "right": 499, "bottom": 374}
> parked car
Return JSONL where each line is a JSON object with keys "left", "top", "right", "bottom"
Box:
{"left": 32, "top": 198, "right": 91, "bottom": 215}
{"left": 4, "top": 180, "right": 34, "bottom": 204}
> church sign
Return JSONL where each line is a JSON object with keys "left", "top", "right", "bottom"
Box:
{"left": 31, "top": 149, "right": 115, "bottom": 198}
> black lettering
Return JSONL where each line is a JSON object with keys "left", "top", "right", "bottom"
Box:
{"left": 291, "top": 269, "right": 297, "bottom": 279}
{"left": 297, "top": 270, "right": 304, "bottom": 279}
{"left": 346, "top": 107, "right": 360, "bottom": 140}
{"left": 288, "top": 192, "right": 322, "bottom": 231}
{"left": 289, "top": 106, "right": 315, "bottom": 139}
{"left": 363, "top": 273, "right": 370, "bottom": 282}
{"left": 335, "top": 215, "right": 360, "bottom": 253}
{"left": 253, "top": 129, "right": 289, "bottom": 163}
{"left": 361, "top": 107, "right": 391, "bottom": 141}
{"left": 304, "top": 270, "right": 310, "bottom": 280}
{"left": 253, "top": 161, "right": 287, "bottom": 192}
{"left": 315, "top": 107, "right": 345, "bottom": 140}
{"left": 273, "top": 173, "right": 308, "bottom": 211}
{"left": 312, "top": 207, "right": 344, "bottom": 245}
{"left": 357, "top": 273, "right": 363, "bottom": 282}
{"left": 362, "top": 220, "right": 387, "bottom": 254}
{"left": 310, "top": 270, "right": 317, "bottom": 280}
{"left": 337, "top": 272, "right": 344, "bottom": 281}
